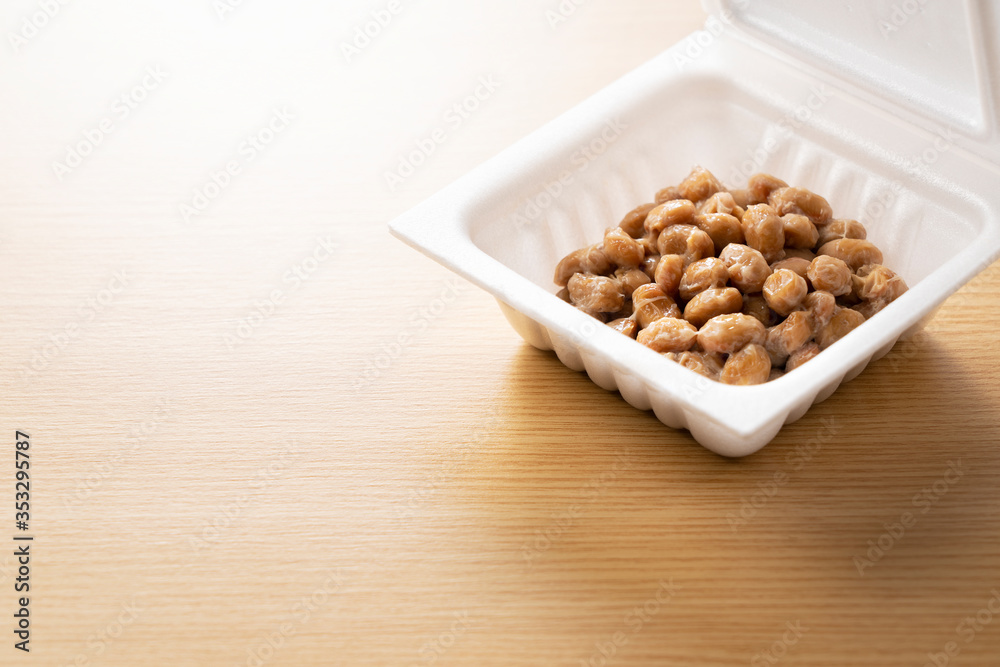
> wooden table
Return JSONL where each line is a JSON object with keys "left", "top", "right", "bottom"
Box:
{"left": 2, "top": 1, "right": 999, "bottom": 665}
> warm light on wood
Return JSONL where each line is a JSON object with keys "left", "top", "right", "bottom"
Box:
{"left": 1, "top": 1, "right": 998, "bottom": 665}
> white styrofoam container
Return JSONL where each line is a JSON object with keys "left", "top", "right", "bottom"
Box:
{"left": 389, "top": 0, "right": 1000, "bottom": 457}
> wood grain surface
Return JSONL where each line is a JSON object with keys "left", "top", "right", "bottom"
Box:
{"left": 2, "top": 1, "right": 999, "bottom": 665}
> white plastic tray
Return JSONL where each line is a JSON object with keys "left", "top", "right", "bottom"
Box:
{"left": 390, "top": 0, "right": 1000, "bottom": 456}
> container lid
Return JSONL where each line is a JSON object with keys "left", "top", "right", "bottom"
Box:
{"left": 703, "top": 0, "right": 1000, "bottom": 167}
